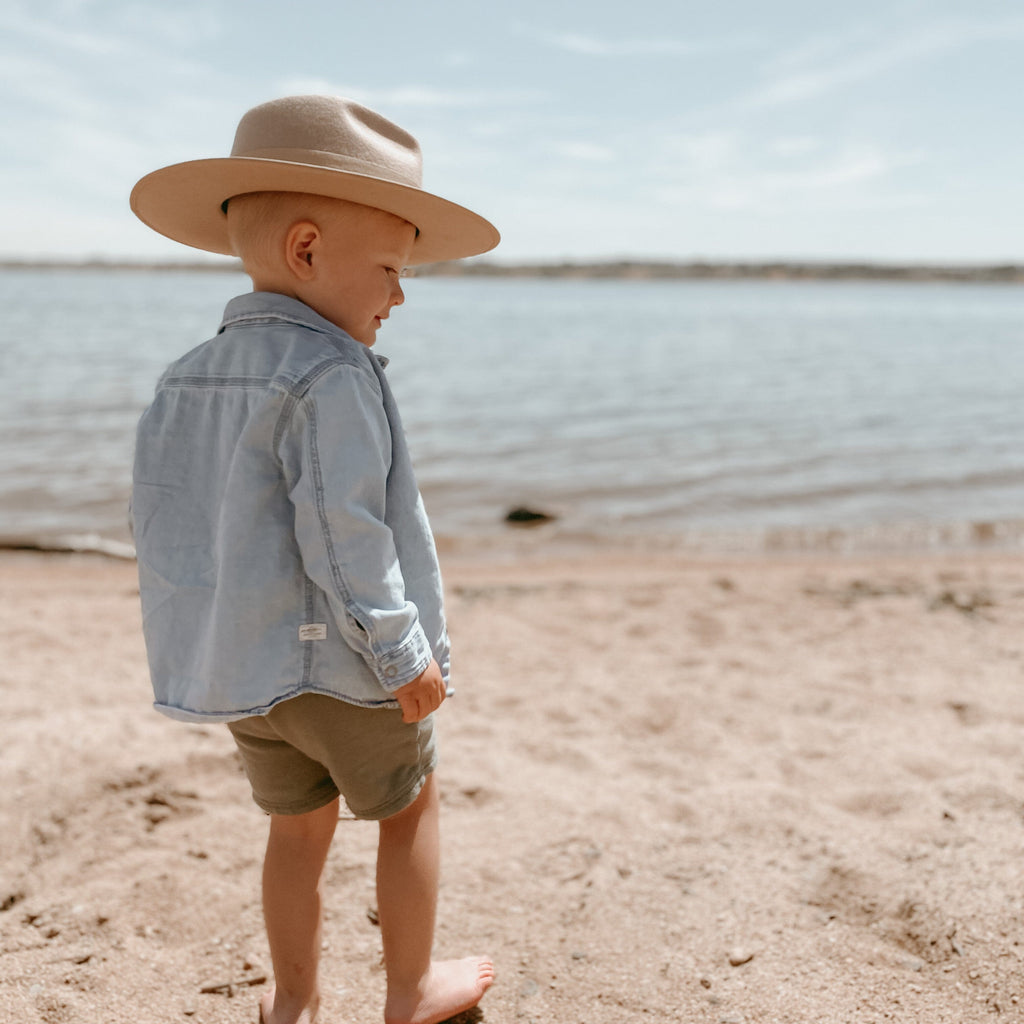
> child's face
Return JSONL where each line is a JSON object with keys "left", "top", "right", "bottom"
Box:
{"left": 303, "top": 204, "right": 417, "bottom": 347}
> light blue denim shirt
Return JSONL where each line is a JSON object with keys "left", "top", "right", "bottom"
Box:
{"left": 132, "top": 292, "right": 450, "bottom": 722}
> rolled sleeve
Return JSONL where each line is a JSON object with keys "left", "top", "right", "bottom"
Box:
{"left": 283, "top": 363, "right": 432, "bottom": 691}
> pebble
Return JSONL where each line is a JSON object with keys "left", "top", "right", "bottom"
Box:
{"left": 1, "top": 891, "right": 23, "bottom": 912}
{"left": 728, "top": 949, "right": 755, "bottom": 967}
{"left": 505, "top": 506, "right": 556, "bottom": 526}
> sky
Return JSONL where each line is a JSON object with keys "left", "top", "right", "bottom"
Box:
{"left": 2, "top": 0, "right": 1022, "bottom": 265}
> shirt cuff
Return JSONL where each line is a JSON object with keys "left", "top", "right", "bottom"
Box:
{"left": 374, "top": 625, "right": 434, "bottom": 693}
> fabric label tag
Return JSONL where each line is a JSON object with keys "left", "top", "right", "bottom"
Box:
{"left": 298, "top": 623, "right": 328, "bottom": 642}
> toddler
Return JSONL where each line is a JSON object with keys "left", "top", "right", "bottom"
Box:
{"left": 130, "top": 95, "right": 499, "bottom": 1024}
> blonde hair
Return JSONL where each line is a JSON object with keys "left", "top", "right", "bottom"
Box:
{"left": 225, "top": 191, "right": 360, "bottom": 276}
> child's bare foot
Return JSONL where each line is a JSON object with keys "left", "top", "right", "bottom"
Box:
{"left": 384, "top": 956, "right": 495, "bottom": 1024}
{"left": 259, "top": 985, "right": 320, "bottom": 1024}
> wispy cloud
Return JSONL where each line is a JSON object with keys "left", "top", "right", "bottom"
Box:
{"left": 0, "top": 0, "right": 226, "bottom": 117}
{"left": 0, "top": 5, "right": 123, "bottom": 55}
{"left": 663, "top": 132, "right": 739, "bottom": 172}
{"left": 109, "top": 3, "right": 222, "bottom": 47}
{"left": 764, "top": 146, "right": 916, "bottom": 191}
{"left": 553, "top": 141, "right": 616, "bottom": 162}
{"left": 0, "top": 49, "right": 100, "bottom": 121}
{"left": 0, "top": 0, "right": 240, "bottom": 199}
{"left": 1, "top": 0, "right": 221, "bottom": 56}
{"left": 749, "top": 13, "right": 1024, "bottom": 109}
{"left": 275, "top": 79, "right": 543, "bottom": 110}
{"left": 656, "top": 140, "right": 926, "bottom": 212}
{"left": 770, "top": 136, "right": 821, "bottom": 157}
{"left": 539, "top": 30, "right": 758, "bottom": 58}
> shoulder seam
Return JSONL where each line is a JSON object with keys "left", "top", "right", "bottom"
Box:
{"left": 272, "top": 356, "right": 382, "bottom": 454}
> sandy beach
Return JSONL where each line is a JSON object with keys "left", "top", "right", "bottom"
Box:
{"left": 2, "top": 539, "right": 1023, "bottom": 1024}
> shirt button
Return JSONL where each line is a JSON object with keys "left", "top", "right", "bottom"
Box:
{"left": 384, "top": 666, "right": 398, "bottom": 679}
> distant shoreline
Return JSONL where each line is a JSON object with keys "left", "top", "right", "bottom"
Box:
{"left": 2, "top": 257, "right": 1022, "bottom": 284}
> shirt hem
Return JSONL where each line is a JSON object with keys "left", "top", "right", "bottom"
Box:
{"left": 153, "top": 686, "right": 401, "bottom": 723}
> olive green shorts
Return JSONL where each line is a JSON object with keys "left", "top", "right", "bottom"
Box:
{"left": 227, "top": 692, "right": 437, "bottom": 820}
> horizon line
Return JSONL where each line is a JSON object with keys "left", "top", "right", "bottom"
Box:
{"left": 1, "top": 256, "right": 1021, "bottom": 283}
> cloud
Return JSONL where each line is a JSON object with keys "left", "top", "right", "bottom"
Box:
{"left": 0, "top": 4, "right": 124, "bottom": 56}
{"left": 770, "top": 136, "right": 821, "bottom": 157}
{"left": 274, "top": 79, "right": 542, "bottom": 109}
{"left": 764, "top": 147, "right": 909, "bottom": 191}
{"left": 749, "top": 13, "right": 1024, "bottom": 109}
{"left": 663, "top": 132, "right": 739, "bottom": 172}
{"left": 554, "top": 141, "right": 615, "bottom": 162}
{"left": 1, "top": 0, "right": 221, "bottom": 58}
{"left": 539, "top": 30, "right": 757, "bottom": 58}
{"left": 656, "top": 142, "right": 926, "bottom": 213}
{"left": 0, "top": 0, "right": 227, "bottom": 122}
{"left": 0, "top": 48, "right": 100, "bottom": 122}
{"left": 110, "top": 3, "right": 222, "bottom": 47}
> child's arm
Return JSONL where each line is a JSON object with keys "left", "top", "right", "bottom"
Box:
{"left": 394, "top": 658, "right": 446, "bottom": 723}
{"left": 283, "top": 362, "right": 446, "bottom": 697}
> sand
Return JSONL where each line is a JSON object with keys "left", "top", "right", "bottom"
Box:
{"left": 1, "top": 540, "right": 1023, "bottom": 1024}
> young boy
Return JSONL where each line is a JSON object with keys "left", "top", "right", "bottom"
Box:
{"left": 129, "top": 95, "right": 500, "bottom": 1024}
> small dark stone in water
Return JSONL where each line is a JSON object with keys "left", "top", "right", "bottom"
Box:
{"left": 505, "top": 506, "right": 556, "bottom": 526}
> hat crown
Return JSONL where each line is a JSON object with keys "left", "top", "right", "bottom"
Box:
{"left": 230, "top": 95, "right": 423, "bottom": 189}
{"left": 130, "top": 94, "right": 498, "bottom": 262}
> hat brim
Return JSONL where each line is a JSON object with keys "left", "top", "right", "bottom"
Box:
{"left": 130, "top": 157, "right": 500, "bottom": 265}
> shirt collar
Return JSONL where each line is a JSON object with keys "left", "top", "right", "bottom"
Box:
{"left": 219, "top": 291, "right": 389, "bottom": 368}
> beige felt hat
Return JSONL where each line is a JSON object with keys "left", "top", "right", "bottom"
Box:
{"left": 130, "top": 95, "right": 499, "bottom": 265}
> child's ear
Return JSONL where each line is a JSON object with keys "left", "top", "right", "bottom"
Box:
{"left": 284, "top": 220, "right": 320, "bottom": 280}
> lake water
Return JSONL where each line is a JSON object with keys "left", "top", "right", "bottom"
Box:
{"left": 2, "top": 267, "right": 1023, "bottom": 555}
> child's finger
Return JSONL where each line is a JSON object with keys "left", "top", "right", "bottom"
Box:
{"left": 397, "top": 676, "right": 446, "bottom": 723}
{"left": 400, "top": 692, "right": 428, "bottom": 723}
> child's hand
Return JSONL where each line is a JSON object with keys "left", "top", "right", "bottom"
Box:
{"left": 394, "top": 659, "right": 446, "bottom": 723}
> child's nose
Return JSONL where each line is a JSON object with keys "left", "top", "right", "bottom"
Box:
{"left": 391, "top": 281, "right": 405, "bottom": 307}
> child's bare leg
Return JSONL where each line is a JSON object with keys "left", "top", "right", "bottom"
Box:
{"left": 260, "top": 797, "right": 340, "bottom": 1024}
{"left": 377, "top": 773, "right": 494, "bottom": 1024}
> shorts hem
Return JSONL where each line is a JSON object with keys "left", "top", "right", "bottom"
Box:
{"left": 351, "top": 756, "right": 438, "bottom": 821}
{"left": 253, "top": 779, "right": 340, "bottom": 817}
